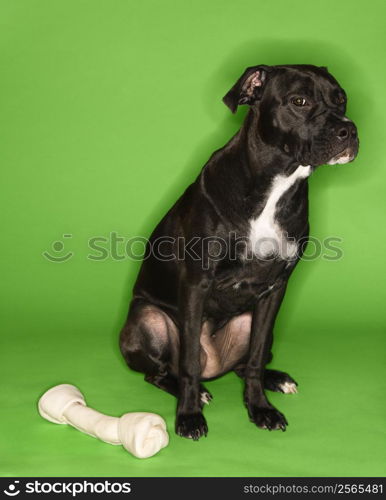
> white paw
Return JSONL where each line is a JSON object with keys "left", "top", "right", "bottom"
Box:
{"left": 200, "top": 392, "right": 212, "bottom": 405}
{"left": 279, "top": 381, "right": 298, "bottom": 394}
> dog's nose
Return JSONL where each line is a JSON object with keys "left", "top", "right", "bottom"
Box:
{"left": 337, "top": 123, "right": 357, "bottom": 140}
{"left": 337, "top": 127, "right": 349, "bottom": 139}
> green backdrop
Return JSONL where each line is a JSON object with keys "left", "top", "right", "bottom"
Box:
{"left": 1, "top": 0, "right": 385, "bottom": 477}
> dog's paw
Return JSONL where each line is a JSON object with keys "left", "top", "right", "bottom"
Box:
{"left": 264, "top": 369, "right": 298, "bottom": 394}
{"left": 175, "top": 412, "right": 208, "bottom": 440}
{"left": 247, "top": 405, "right": 288, "bottom": 431}
{"left": 200, "top": 388, "right": 213, "bottom": 406}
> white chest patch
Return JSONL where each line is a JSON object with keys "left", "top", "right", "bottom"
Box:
{"left": 248, "top": 165, "right": 311, "bottom": 260}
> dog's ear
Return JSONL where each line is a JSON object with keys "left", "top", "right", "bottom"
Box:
{"left": 223, "top": 65, "right": 269, "bottom": 113}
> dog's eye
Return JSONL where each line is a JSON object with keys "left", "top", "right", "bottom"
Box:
{"left": 291, "top": 97, "right": 308, "bottom": 107}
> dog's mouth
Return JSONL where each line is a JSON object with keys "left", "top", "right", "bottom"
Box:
{"left": 326, "top": 147, "right": 357, "bottom": 165}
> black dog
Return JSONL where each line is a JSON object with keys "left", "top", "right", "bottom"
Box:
{"left": 120, "top": 64, "right": 359, "bottom": 440}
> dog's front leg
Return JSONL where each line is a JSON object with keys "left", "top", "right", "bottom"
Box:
{"left": 175, "top": 278, "right": 209, "bottom": 440}
{"left": 244, "top": 284, "right": 289, "bottom": 431}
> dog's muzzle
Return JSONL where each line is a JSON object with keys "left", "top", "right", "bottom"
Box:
{"left": 327, "top": 119, "right": 359, "bottom": 165}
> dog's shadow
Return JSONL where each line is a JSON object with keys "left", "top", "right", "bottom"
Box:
{"left": 111, "top": 38, "right": 375, "bottom": 361}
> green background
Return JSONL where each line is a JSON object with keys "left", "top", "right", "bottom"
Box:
{"left": 1, "top": 0, "right": 385, "bottom": 477}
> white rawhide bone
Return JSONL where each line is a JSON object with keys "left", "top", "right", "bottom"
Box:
{"left": 38, "top": 384, "right": 169, "bottom": 459}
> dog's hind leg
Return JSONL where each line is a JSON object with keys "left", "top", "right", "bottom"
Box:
{"left": 119, "top": 300, "right": 212, "bottom": 405}
{"left": 235, "top": 364, "right": 298, "bottom": 394}
{"left": 264, "top": 369, "right": 298, "bottom": 394}
{"left": 120, "top": 300, "right": 172, "bottom": 378}
{"left": 145, "top": 372, "right": 213, "bottom": 406}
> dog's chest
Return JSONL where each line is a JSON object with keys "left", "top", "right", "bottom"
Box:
{"left": 247, "top": 165, "right": 311, "bottom": 260}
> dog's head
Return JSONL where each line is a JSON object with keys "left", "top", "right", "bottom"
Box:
{"left": 223, "top": 64, "right": 359, "bottom": 167}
